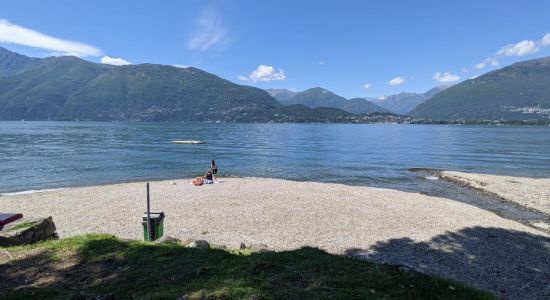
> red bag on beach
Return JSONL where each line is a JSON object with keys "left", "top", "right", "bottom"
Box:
{"left": 192, "top": 177, "right": 204, "bottom": 186}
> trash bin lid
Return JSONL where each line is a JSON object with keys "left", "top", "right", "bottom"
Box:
{"left": 142, "top": 211, "right": 165, "bottom": 221}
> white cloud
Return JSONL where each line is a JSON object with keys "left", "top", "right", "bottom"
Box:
{"left": 388, "top": 76, "right": 405, "bottom": 86}
{"left": 240, "top": 65, "right": 286, "bottom": 82}
{"left": 470, "top": 74, "right": 480, "bottom": 79}
{"left": 476, "top": 33, "right": 550, "bottom": 69}
{"left": 238, "top": 75, "right": 249, "bottom": 81}
{"left": 496, "top": 40, "right": 539, "bottom": 57}
{"left": 100, "top": 56, "right": 131, "bottom": 66}
{"left": 475, "top": 57, "right": 499, "bottom": 70}
{"left": 188, "top": 8, "right": 226, "bottom": 51}
{"left": 0, "top": 19, "right": 101, "bottom": 57}
{"left": 318, "top": 61, "right": 325, "bottom": 65}
{"left": 172, "top": 64, "right": 190, "bottom": 68}
{"left": 363, "top": 83, "right": 371, "bottom": 89}
{"left": 461, "top": 67, "right": 468, "bottom": 73}
{"left": 433, "top": 72, "right": 460, "bottom": 83}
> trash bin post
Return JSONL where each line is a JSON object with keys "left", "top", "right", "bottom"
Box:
{"left": 146, "top": 182, "right": 151, "bottom": 242}
{"left": 142, "top": 182, "right": 164, "bottom": 241}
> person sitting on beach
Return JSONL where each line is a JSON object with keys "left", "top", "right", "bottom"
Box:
{"left": 204, "top": 170, "right": 214, "bottom": 184}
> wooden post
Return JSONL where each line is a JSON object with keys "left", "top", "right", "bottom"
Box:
{"left": 146, "top": 182, "right": 151, "bottom": 241}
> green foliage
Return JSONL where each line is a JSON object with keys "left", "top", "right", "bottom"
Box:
{"left": 344, "top": 98, "right": 388, "bottom": 114}
{"left": 0, "top": 48, "right": 280, "bottom": 121}
{"left": 281, "top": 87, "right": 349, "bottom": 108}
{"left": 0, "top": 234, "right": 496, "bottom": 300}
{"left": 0, "top": 47, "right": 41, "bottom": 77}
{"left": 273, "top": 105, "right": 355, "bottom": 123}
{"left": 0, "top": 48, "right": 381, "bottom": 123}
{"left": 410, "top": 57, "right": 550, "bottom": 120}
{"left": 9, "top": 221, "right": 36, "bottom": 230}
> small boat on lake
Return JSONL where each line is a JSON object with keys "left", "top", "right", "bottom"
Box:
{"left": 171, "top": 140, "right": 204, "bottom": 144}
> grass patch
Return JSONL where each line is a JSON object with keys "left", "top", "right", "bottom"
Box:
{"left": 8, "top": 221, "right": 36, "bottom": 230}
{"left": 0, "top": 234, "right": 497, "bottom": 299}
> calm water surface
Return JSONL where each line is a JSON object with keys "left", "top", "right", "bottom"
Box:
{"left": 1, "top": 121, "right": 549, "bottom": 194}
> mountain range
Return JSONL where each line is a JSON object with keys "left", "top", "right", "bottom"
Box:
{"left": 0, "top": 47, "right": 364, "bottom": 122}
{"left": 267, "top": 86, "right": 452, "bottom": 116}
{"left": 269, "top": 87, "right": 388, "bottom": 114}
{"left": 369, "top": 85, "right": 451, "bottom": 115}
{"left": 0, "top": 48, "right": 284, "bottom": 121}
{"left": 410, "top": 57, "right": 550, "bottom": 120}
{"left": 1, "top": 47, "right": 549, "bottom": 122}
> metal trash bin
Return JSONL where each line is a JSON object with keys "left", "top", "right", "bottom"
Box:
{"left": 142, "top": 212, "right": 164, "bottom": 241}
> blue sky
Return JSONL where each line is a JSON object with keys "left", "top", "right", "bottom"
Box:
{"left": 1, "top": 0, "right": 550, "bottom": 98}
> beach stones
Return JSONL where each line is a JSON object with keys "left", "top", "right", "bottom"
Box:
{"left": 155, "top": 235, "right": 181, "bottom": 244}
{"left": 0, "top": 216, "right": 57, "bottom": 246}
{"left": 183, "top": 239, "right": 210, "bottom": 249}
{"left": 0, "top": 249, "right": 11, "bottom": 263}
{"left": 250, "top": 243, "right": 271, "bottom": 253}
{"left": 239, "top": 242, "right": 272, "bottom": 253}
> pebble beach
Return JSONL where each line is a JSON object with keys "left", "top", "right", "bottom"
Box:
{"left": 0, "top": 177, "right": 545, "bottom": 246}
{"left": 1, "top": 176, "right": 549, "bottom": 299}
{"left": 440, "top": 171, "right": 550, "bottom": 215}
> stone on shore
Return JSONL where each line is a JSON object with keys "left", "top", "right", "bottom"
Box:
{"left": 0, "top": 216, "right": 57, "bottom": 246}
{"left": 249, "top": 243, "right": 272, "bottom": 253}
{"left": 155, "top": 235, "right": 181, "bottom": 244}
{"left": 183, "top": 239, "right": 210, "bottom": 249}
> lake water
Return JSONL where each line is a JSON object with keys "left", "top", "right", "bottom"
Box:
{"left": 1, "top": 121, "right": 549, "bottom": 195}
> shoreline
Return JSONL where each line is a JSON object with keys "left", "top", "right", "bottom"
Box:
{"left": 3, "top": 171, "right": 549, "bottom": 232}
{"left": 424, "top": 170, "right": 550, "bottom": 231}
{"left": 4, "top": 119, "right": 550, "bottom": 126}
{"left": 0, "top": 177, "right": 549, "bottom": 244}
{"left": 0, "top": 176, "right": 546, "bottom": 244}
{"left": 0, "top": 176, "right": 194, "bottom": 196}
{"left": 1, "top": 176, "right": 549, "bottom": 299}
{"left": 436, "top": 171, "right": 550, "bottom": 217}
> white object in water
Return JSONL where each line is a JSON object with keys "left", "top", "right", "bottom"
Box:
{"left": 171, "top": 140, "right": 204, "bottom": 144}
{"left": 425, "top": 176, "right": 439, "bottom": 180}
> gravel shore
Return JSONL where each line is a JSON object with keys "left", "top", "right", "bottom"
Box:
{"left": 1, "top": 177, "right": 549, "bottom": 299}
{"left": 440, "top": 171, "right": 550, "bottom": 216}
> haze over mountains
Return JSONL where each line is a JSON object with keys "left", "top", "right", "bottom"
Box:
{"left": 0, "top": 47, "right": 549, "bottom": 122}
